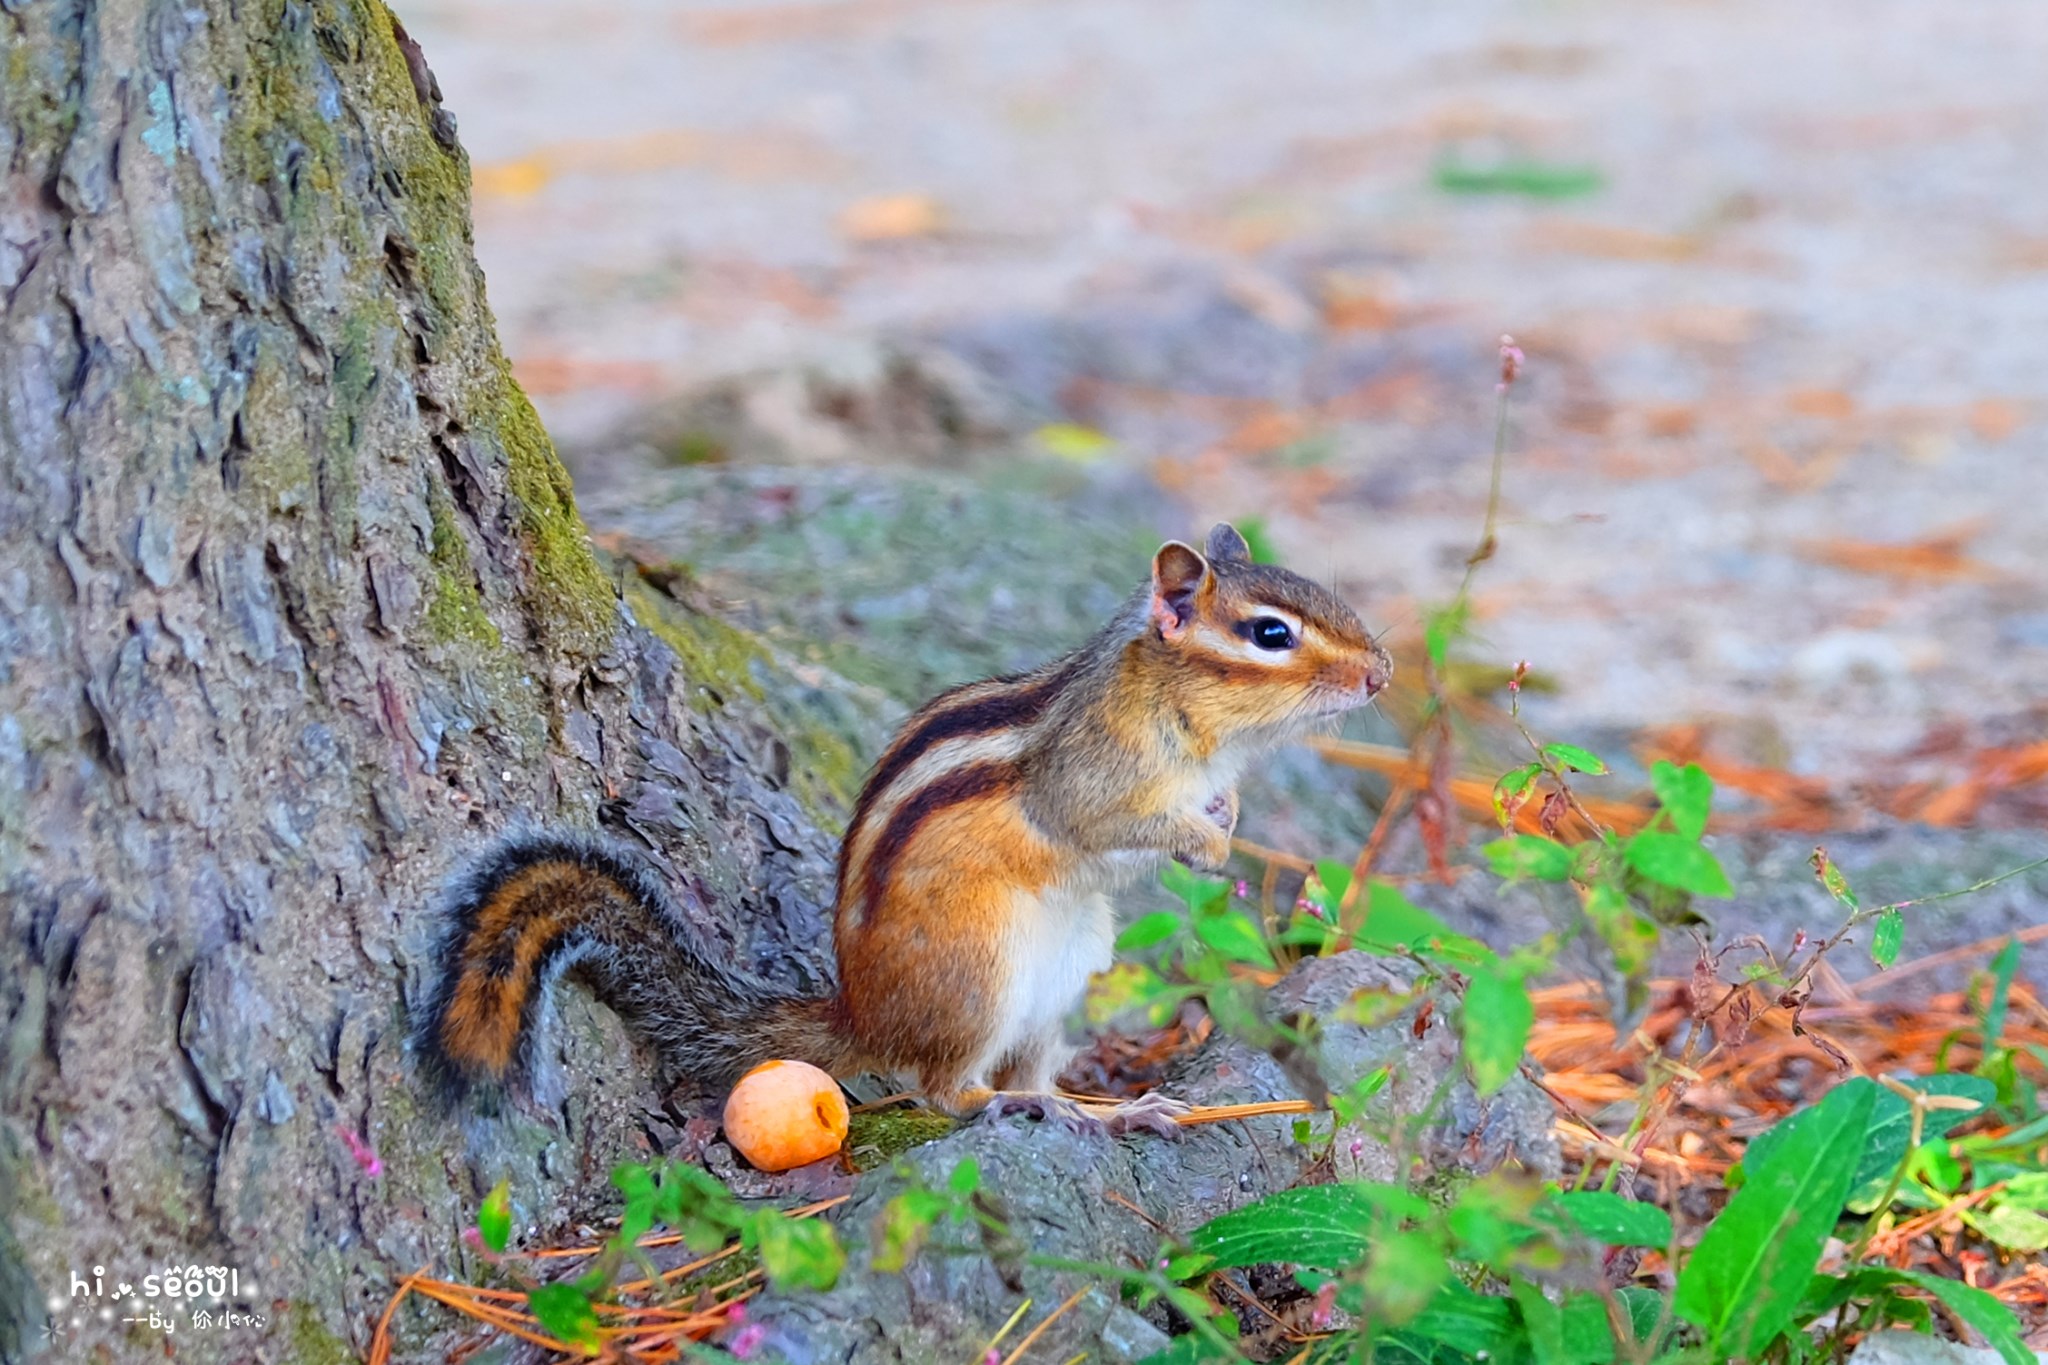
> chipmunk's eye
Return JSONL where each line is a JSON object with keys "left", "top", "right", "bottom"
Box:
{"left": 1246, "top": 616, "right": 1297, "bottom": 651}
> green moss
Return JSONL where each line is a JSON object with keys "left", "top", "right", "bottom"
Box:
{"left": 223, "top": 0, "right": 353, "bottom": 247}
{"left": 673, "top": 1241, "right": 763, "bottom": 1296}
{"left": 4, "top": 29, "right": 81, "bottom": 171}
{"left": 845, "top": 1109, "right": 958, "bottom": 1170}
{"left": 623, "top": 578, "right": 765, "bottom": 709}
{"left": 315, "top": 304, "right": 399, "bottom": 549}
{"left": 350, "top": 0, "right": 480, "bottom": 329}
{"left": 785, "top": 722, "right": 862, "bottom": 831}
{"left": 422, "top": 493, "right": 502, "bottom": 647}
{"left": 226, "top": 335, "right": 317, "bottom": 523}
{"left": 497, "top": 370, "right": 617, "bottom": 657}
{"left": 288, "top": 1300, "right": 354, "bottom": 1365}
{"left": 669, "top": 431, "right": 727, "bottom": 466}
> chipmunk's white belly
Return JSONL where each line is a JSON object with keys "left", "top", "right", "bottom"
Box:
{"left": 981, "top": 883, "right": 1117, "bottom": 1079}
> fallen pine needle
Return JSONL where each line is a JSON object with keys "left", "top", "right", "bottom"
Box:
{"left": 1171, "top": 1100, "right": 1316, "bottom": 1126}
{"left": 367, "top": 1264, "right": 428, "bottom": 1365}
{"left": 970, "top": 1297, "right": 1036, "bottom": 1365}
{"left": 1003, "top": 1284, "right": 1093, "bottom": 1364}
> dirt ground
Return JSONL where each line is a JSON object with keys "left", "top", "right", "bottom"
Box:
{"left": 402, "top": 0, "right": 2048, "bottom": 961}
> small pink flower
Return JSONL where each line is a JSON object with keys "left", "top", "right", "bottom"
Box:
{"left": 727, "top": 1303, "right": 746, "bottom": 1324}
{"left": 1349, "top": 1137, "right": 1364, "bottom": 1159}
{"left": 1310, "top": 1280, "right": 1339, "bottom": 1330}
{"left": 1498, "top": 334, "right": 1525, "bottom": 392}
{"left": 983, "top": 1351, "right": 1001, "bottom": 1365}
{"left": 337, "top": 1124, "right": 383, "bottom": 1178}
{"left": 1232, "top": 880, "right": 1250, "bottom": 898}
{"left": 730, "top": 1323, "right": 767, "bottom": 1359}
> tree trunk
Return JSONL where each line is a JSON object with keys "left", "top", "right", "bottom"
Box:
{"left": 0, "top": 2, "right": 848, "bottom": 1357}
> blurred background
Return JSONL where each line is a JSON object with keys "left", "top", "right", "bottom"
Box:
{"left": 402, "top": 0, "right": 2046, "bottom": 958}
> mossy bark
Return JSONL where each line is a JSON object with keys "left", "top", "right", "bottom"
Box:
{"left": 0, "top": 1, "right": 846, "bottom": 1358}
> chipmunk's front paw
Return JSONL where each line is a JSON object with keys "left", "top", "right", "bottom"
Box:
{"left": 1171, "top": 817, "right": 1234, "bottom": 872}
{"left": 1105, "top": 1092, "right": 1189, "bottom": 1141}
{"left": 1203, "top": 789, "right": 1239, "bottom": 834}
{"left": 1169, "top": 791, "right": 1239, "bottom": 871}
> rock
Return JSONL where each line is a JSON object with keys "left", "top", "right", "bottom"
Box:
{"left": 737, "top": 953, "right": 1559, "bottom": 1363}
{"left": 1847, "top": 1331, "right": 2048, "bottom": 1364}
{"left": 1099, "top": 1303, "right": 1175, "bottom": 1363}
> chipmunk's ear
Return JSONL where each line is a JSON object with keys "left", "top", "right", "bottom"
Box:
{"left": 1150, "top": 541, "right": 1211, "bottom": 640}
{"left": 1205, "top": 522, "right": 1252, "bottom": 565}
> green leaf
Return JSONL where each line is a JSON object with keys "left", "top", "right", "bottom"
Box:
{"left": 1398, "top": 1281, "right": 1516, "bottom": 1357}
{"left": 1983, "top": 937, "right": 2021, "bottom": 1051}
{"left": 1329, "top": 1066, "right": 1392, "bottom": 1125}
{"left": 1191, "top": 1183, "right": 1428, "bottom": 1269}
{"left": 1484, "top": 835, "right": 1576, "bottom": 883}
{"left": 1542, "top": 743, "right": 1608, "bottom": 776}
{"left": 1034, "top": 422, "right": 1115, "bottom": 461}
{"left": 1158, "top": 861, "right": 1230, "bottom": 915}
{"left": 1492, "top": 763, "right": 1543, "bottom": 828}
{"left": 2002, "top": 1171, "right": 2048, "bottom": 1208}
{"left": 1624, "top": 832, "right": 1733, "bottom": 898}
{"left": 1840, "top": 1074, "right": 1995, "bottom": 1213}
{"left": 1445, "top": 1177, "right": 1543, "bottom": 1263}
{"left": 871, "top": 1189, "right": 944, "bottom": 1273}
{"left": 1354, "top": 881, "right": 1464, "bottom": 952}
{"left": 1304, "top": 859, "right": 1352, "bottom": 916}
{"left": 1649, "top": 761, "right": 1714, "bottom": 839}
{"left": 1510, "top": 1276, "right": 1565, "bottom": 1364}
{"left": 1462, "top": 962, "right": 1533, "bottom": 1097}
{"left": 1963, "top": 1202, "right": 2048, "bottom": 1252}
{"left": 1870, "top": 908, "right": 1904, "bottom": 968}
{"left": 947, "top": 1157, "right": 981, "bottom": 1197}
{"left": 1423, "top": 601, "right": 1469, "bottom": 672}
{"left": 1582, "top": 882, "right": 1658, "bottom": 1006}
{"left": 1811, "top": 847, "right": 1861, "bottom": 910}
{"left": 1502, "top": 1283, "right": 1619, "bottom": 1365}
{"left": 528, "top": 1283, "right": 602, "bottom": 1356}
{"left": 1544, "top": 1190, "right": 1673, "bottom": 1248}
{"left": 477, "top": 1178, "right": 512, "bottom": 1254}
{"left": 1434, "top": 159, "right": 1604, "bottom": 199}
{"left": 1192, "top": 911, "right": 1276, "bottom": 967}
{"left": 1130, "top": 1340, "right": 1213, "bottom": 1365}
{"left": 752, "top": 1213, "right": 844, "bottom": 1291}
{"left": 1364, "top": 1230, "right": 1451, "bottom": 1325}
{"left": 1617, "top": 1286, "right": 1668, "bottom": 1352}
{"left": 1557, "top": 1293, "right": 1617, "bottom": 1363}
{"left": 1791, "top": 1267, "right": 2029, "bottom": 1365}
{"left": 1116, "top": 911, "right": 1182, "bottom": 951}
{"left": 1899, "top": 1270, "right": 2034, "bottom": 1365}
{"left": 1674, "top": 1077, "right": 1877, "bottom": 1357}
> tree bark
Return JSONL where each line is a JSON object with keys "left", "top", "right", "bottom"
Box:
{"left": 0, "top": 2, "right": 848, "bottom": 1358}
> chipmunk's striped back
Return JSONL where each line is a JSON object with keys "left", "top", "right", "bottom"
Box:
{"left": 833, "top": 654, "right": 1084, "bottom": 932}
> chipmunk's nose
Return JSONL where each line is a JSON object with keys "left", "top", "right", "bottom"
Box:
{"left": 1364, "top": 644, "right": 1393, "bottom": 695}
{"left": 1328, "top": 646, "right": 1392, "bottom": 702}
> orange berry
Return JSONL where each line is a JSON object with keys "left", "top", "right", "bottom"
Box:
{"left": 722, "top": 1060, "right": 849, "bottom": 1172}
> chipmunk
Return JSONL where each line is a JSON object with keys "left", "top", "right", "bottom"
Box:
{"left": 414, "top": 523, "right": 1391, "bottom": 1134}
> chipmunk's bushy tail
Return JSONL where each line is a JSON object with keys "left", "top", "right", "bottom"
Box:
{"left": 413, "top": 833, "right": 860, "bottom": 1098}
